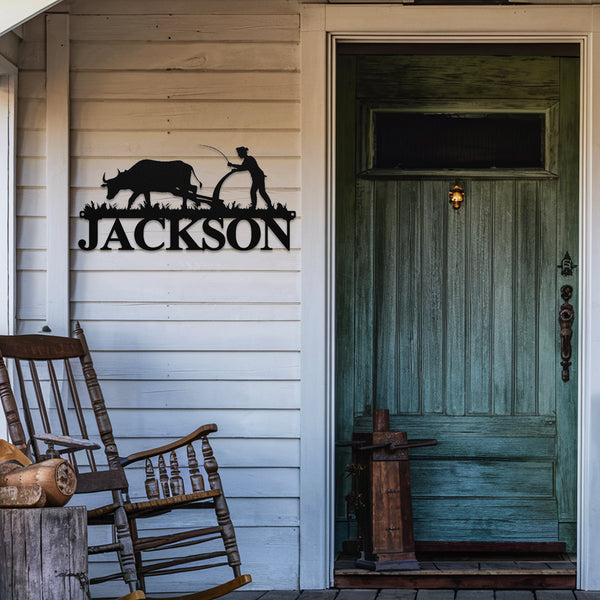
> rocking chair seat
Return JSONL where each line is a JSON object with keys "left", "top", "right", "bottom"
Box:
{"left": 88, "top": 489, "right": 221, "bottom": 521}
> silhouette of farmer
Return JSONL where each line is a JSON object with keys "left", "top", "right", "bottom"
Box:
{"left": 228, "top": 146, "right": 273, "bottom": 209}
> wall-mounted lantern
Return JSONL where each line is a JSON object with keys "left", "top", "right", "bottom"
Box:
{"left": 449, "top": 184, "right": 465, "bottom": 210}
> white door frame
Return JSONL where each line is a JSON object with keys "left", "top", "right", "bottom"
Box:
{"left": 0, "top": 54, "right": 17, "bottom": 443}
{"left": 300, "top": 4, "right": 600, "bottom": 591}
{"left": 0, "top": 54, "right": 16, "bottom": 337}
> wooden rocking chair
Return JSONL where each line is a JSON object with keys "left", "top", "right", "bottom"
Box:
{"left": 0, "top": 323, "right": 251, "bottom": 600}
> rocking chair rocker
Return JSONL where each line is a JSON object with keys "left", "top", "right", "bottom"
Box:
{"left": 0, "top": 323, "right": 251, "bottom": 600}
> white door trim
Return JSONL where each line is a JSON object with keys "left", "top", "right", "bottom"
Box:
{"left": 45, "top": 13, "right": 70, "bottom": 336}
{"left": 300, "top": 3, "right": 598, "bottom": 590}
{"left": 0, "top": 55, "right": 17, "bottom": 442}
{"left": 0, "top": 54, "right": 17, "bottom": 338}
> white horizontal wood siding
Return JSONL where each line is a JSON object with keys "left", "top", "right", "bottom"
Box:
{"left": 13, "top": 0, "right": 302, "bottom": 595}
{"left": 72, "top": 0, "right": 301, "bottom": 592}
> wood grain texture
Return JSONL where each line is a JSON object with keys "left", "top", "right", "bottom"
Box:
{"left": 17, "top": 41, "right": 44, "bottom": 70}
{"left": 491, "top": 180, "right": 514, "bottom": 415}
{"left": 353, "top": 178, "right": 374, "bottom": 420}
{"left": 356, "top": 55, "right": 560, "bottom": 100}
{"left": 374, "top": 181, "right": 397, "bottom": 413}
{"left": 70, "top": 14, "right": 299, "bottom": 42}
{"left": 334, "top": 572, "right": 575, "bottom": 590}
{"left": 420, "top": 180, "right": 444, "bottom": 414}
{"left": 323, "top": 56, "right": 356, "bottom": 520}
{"left": 18, "top": 72, "right": 45, "bottom": 99}
{"left": 70, "top": 41, "right": 299, "bottom": 72}
{"left": 514, "top": 180, "right": 539, "bottom": 416}
{"left": 555, "top": 57, "right": 579, "bottom": 529}
{"left": 336, "top": 54, "right": 578, "bottom": 550}
{"left": 397, "top": 180, "right": 421, "bottom": 415}
{"left": 71, "top": 71, "right": 299, "bottom": 102}
{"left": 0, "top": 31, "right": 20, "bottom": 65}
{"left": 70, "top": 0, "right": 300, "bottom": 15}
{"left": 467, "top": 180, "right": 492, "bottom": 415}
{"left": 0, "top": 333, "right": 84, "bottom": 359}
{"left": 0, "top": 507, "right": 88, "bottom": 600}
{"left": 445, "top": 181, "right": 466, "bottom": 417}
{"left": 70, "top": 100, "right": 299, "bottom": 132}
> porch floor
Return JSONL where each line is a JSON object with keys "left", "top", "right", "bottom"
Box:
{"left": 221, "top": 591, "right": 599, "bottom": 600}
{"left": 333, "top": 555, "right": 576, "bottom": 590}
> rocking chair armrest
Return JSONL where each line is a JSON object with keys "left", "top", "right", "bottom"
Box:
{"left": 34, "top": 433, "right": 101, "bottom": 453}
{"left": 120, "top": 423, "right": 218, "bottom": 466}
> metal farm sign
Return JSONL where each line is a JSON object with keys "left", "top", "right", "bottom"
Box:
{"left": 78, "top": 147, "right": 296, "bottom": 252}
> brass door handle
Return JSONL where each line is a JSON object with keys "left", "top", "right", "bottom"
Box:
{"left": 559, "top": 285, "right": 575, "bottom": 382}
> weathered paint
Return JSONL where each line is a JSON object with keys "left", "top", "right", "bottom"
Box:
{"left": 10, "top": 1, "right": 302, "bottom": 594}
{"left": 335, "top": 54, "right": 578, "bottom": 550}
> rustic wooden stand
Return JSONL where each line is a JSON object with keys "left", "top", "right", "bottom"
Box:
{"left": 351, "top": 409, "right": 436, "bottom": 571}
{"left": 0, "top": 506, "right": 88, "bottom": 600}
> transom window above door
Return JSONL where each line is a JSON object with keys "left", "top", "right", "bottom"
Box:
{"left": 363, "top": 106, "right": 559, "bottom": 178}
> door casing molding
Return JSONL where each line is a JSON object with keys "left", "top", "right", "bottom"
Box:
{"left": 0, "top": 54, "right": 16, "bottom": 338}
{"left": 0, "top": 54, "right": 17, "bottom": 443}
{"left": 300, "top": 3, "right": 597, "bottom": 590}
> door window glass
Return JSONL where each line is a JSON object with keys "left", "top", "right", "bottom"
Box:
{"left": 374, "top": 112, "right": 545, "bottom": 169}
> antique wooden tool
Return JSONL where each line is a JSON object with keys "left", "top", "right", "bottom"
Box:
{"left": 345, "top": 409, "right": 436, "bottom": 571}
{"left": 0, "top": 438, "right": 78, "bottom": 507}
{"left": 0, "top": 457, "right": 78, "bottom": 507}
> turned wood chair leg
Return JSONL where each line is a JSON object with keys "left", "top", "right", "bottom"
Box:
{"left": 201, "top": 437, "right": 242, "bottom": 577}
{"left": 128, "top": 515, "right": 146, "bottom": 592}
{"left": 113, "top": 492, "right": 139, "bottom": 590}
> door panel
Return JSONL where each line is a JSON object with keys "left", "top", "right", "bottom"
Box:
{"left": 335, "top": 53, "right": 578, "bottom": 550}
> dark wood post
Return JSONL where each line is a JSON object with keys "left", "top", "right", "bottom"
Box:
{"left": 354, "top": 409, "right": 436, "bottom": 571}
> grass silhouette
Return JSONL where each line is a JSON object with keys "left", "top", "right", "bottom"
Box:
{"left": 80, "top": 201, "right": 296, "bottom": 220}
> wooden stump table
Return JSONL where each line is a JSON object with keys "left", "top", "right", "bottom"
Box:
{"left": 0, "top": 506, "right": 88, "bottom": 600}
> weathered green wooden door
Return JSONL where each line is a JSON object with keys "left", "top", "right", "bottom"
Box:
{"left": 335, "top": 53, "right": 579, "bottom": 550}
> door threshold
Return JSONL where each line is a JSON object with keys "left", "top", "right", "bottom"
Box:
{"left": 334, "top": 544, "right": 576, "bottom": 589}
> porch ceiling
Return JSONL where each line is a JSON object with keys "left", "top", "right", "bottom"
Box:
{"left": 0, "top": 0, "right": 64, "bottom": 38}
{"left": 326, "top": 0, "right": 599, "bottom": 4}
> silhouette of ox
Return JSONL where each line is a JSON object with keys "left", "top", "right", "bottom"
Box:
{"left": 101, "top": 159, "right": 203, "bottom": 209}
